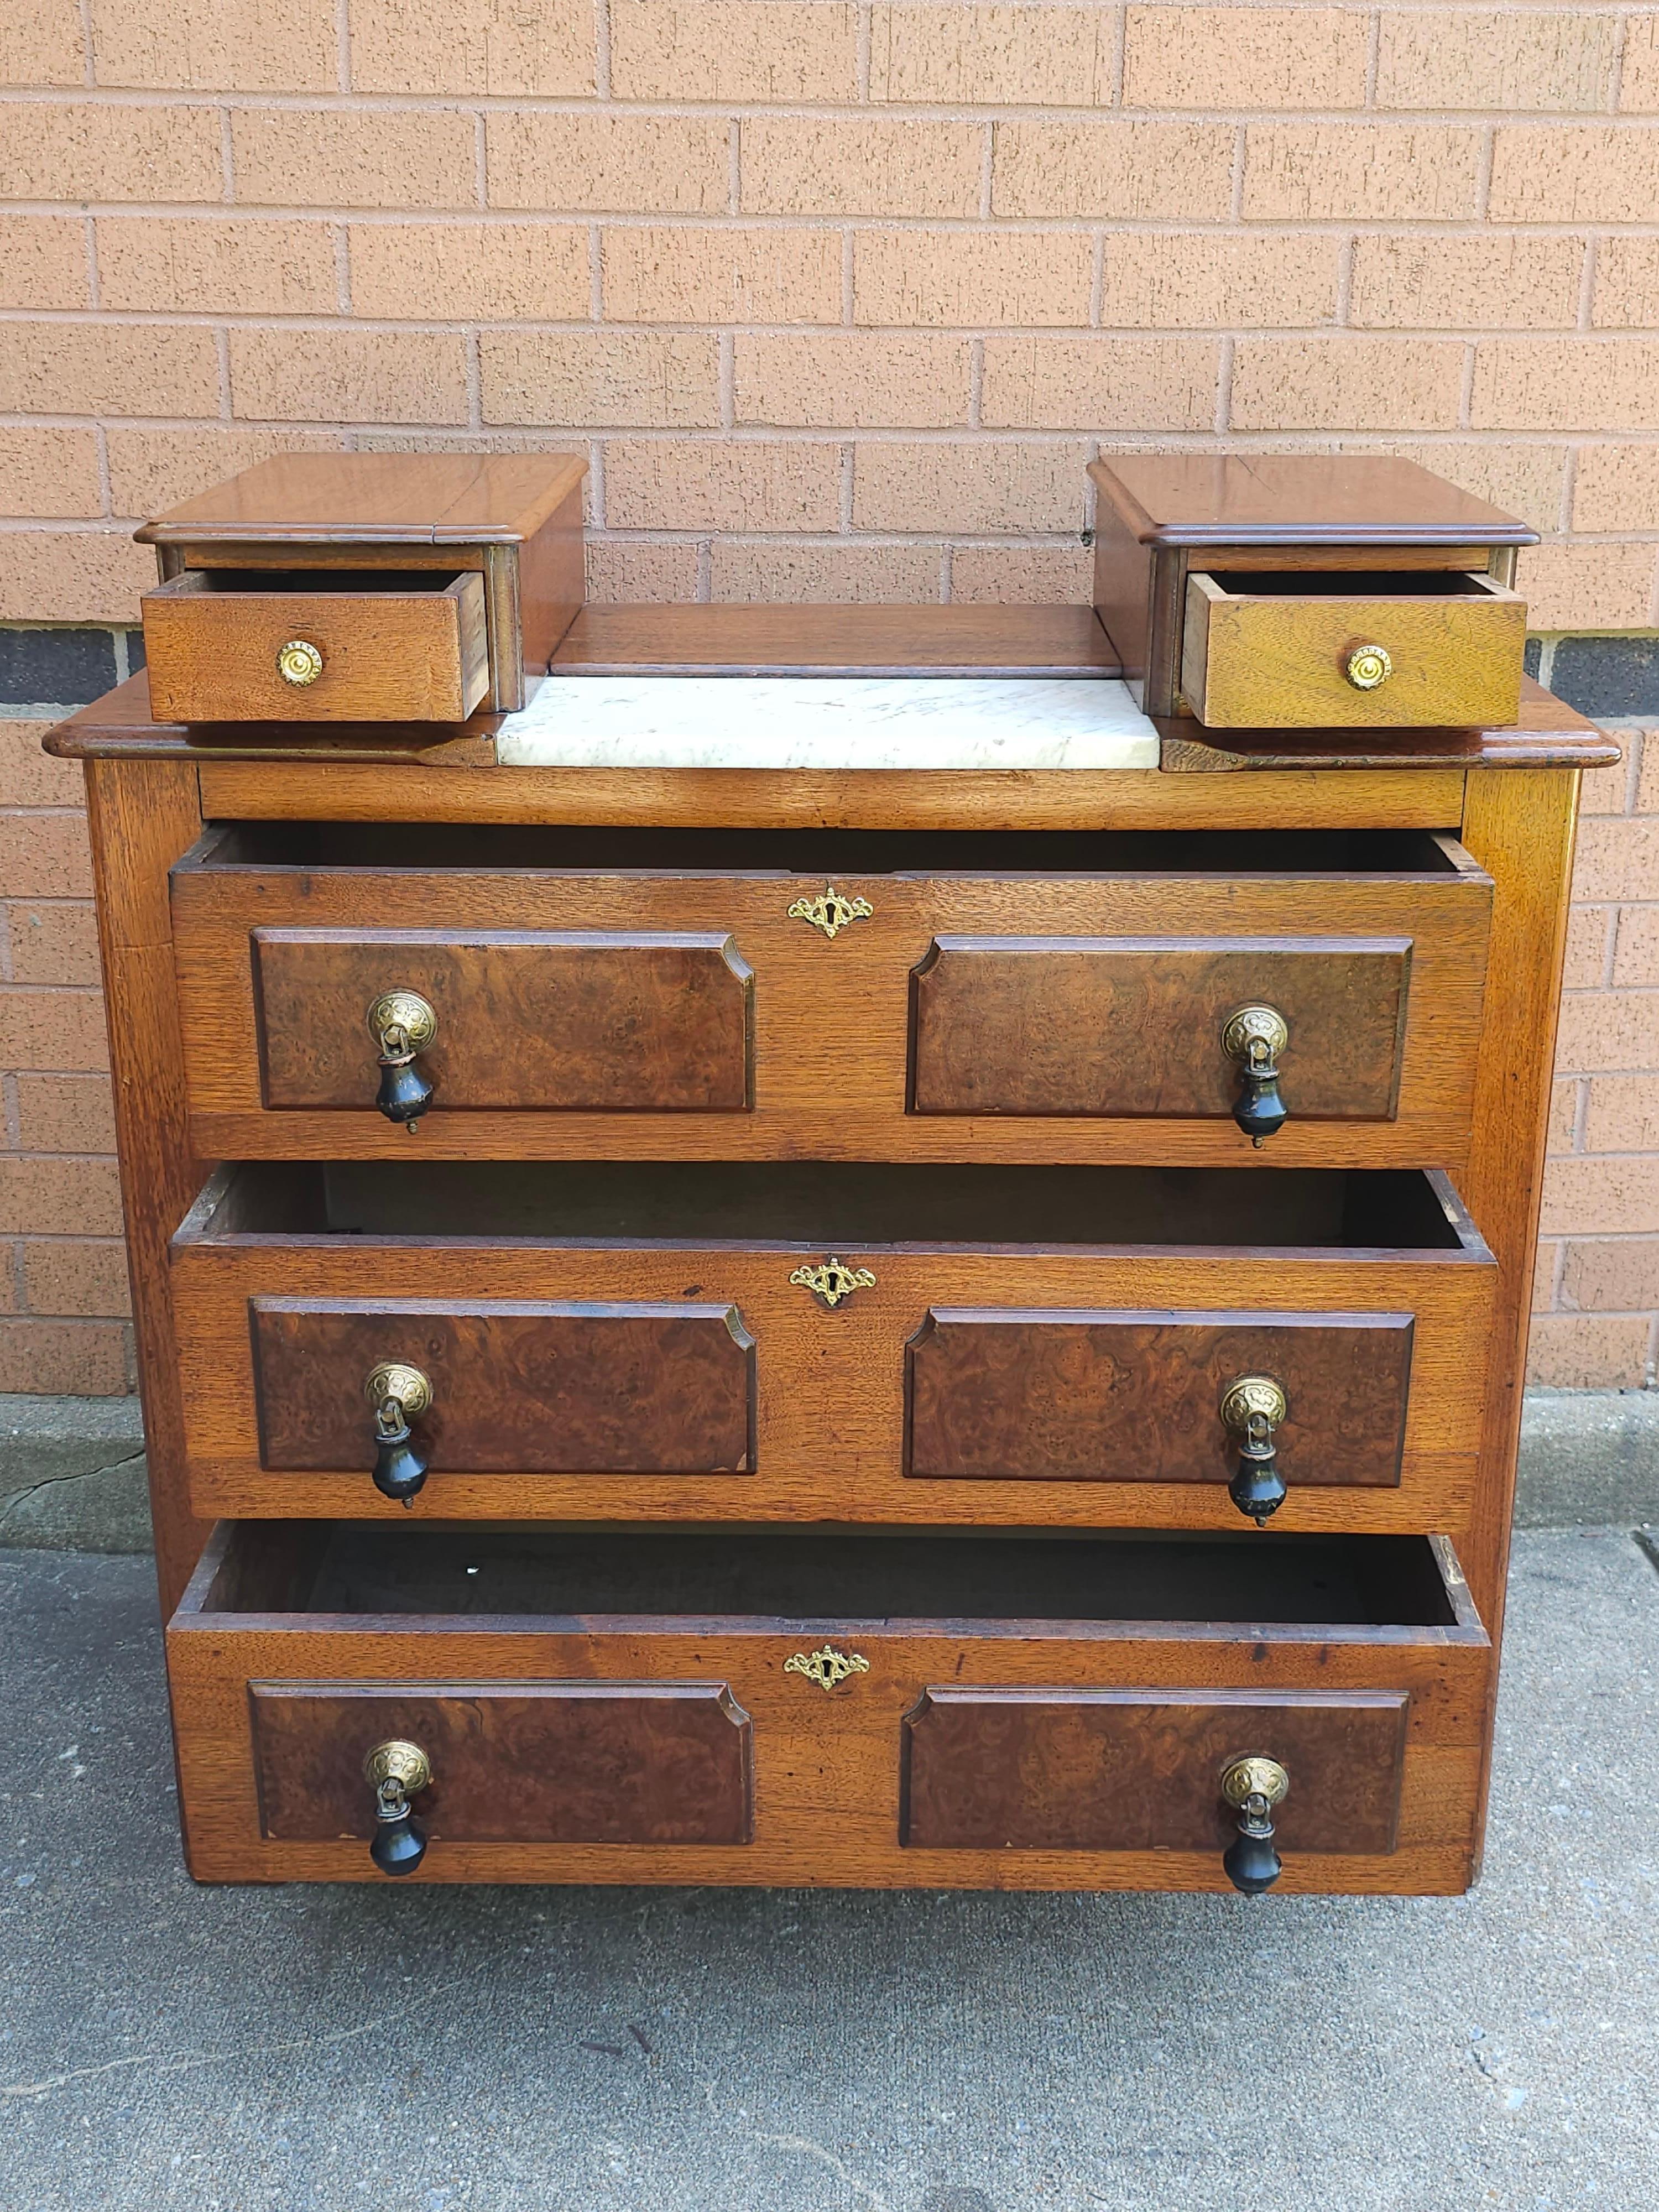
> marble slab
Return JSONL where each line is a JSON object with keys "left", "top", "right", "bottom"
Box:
{"left": 495, "top": 676, "right": 1161, "bottom": 772}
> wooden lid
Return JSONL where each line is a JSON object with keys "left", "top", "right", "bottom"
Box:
{"left": 1090, "top": 455, "right": 1537, "bottom": 548}
{"left": 136, "top": 451, "right": 587, "bottom": 547}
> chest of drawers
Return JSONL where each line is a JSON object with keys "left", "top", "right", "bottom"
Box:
{"left": 49, "top": 452, "right": 1615, "bottom": 1896}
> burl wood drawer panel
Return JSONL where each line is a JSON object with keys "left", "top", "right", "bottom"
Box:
{"left": 169, "top": 825, "right": 1492, "bottom": 1169}
{"left": 1180, "top": 570, "right": 1525, "bottom": 730}
{"left": 168, "top": 1522, "right": 1490, "bottom": 1891}
{"left": 142, "top": 570, "right": 491, "bottom": 723}
{"left": 170, "top": 1161, "right": 1494, "bottom": 1532}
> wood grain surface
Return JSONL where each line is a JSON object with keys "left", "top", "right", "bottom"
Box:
{"left": 251, "top": 1680, "right": 753, "bottom": 1845}
{"left": 1089, "top": 455, "right": 1536, "bottom": 549}
{"left": 254, "top": 928, "right": 754, "bottom": 1112}
{"left": 550, "top": 602, "right": 1120, "bottom": 676}
{"left": 901, "top": 1686, "right": 1408, "bottom": 1851}
{"left": 136, "top": 450, "right": 588, "bottom": 547}
{"left": 251, "top": 1297, "right": 756, "bottom": 1475}
{"left": 905, "top": 1308, "right": 1414, "bottom": 1486}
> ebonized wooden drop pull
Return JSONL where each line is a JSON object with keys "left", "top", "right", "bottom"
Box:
{"left": 367, "top": 989, "right": 437, "bottom": 1130}
{"left": 1219, "top": 1374, "right": 1289, "bottom": 1525}
{"left": 1220, "top": 1756, "right": 1288, "bottom": 1895}
{"left": 364, "top": 1361, "right": 432, "bottom": 1506}
{"left": 1222, "top": 1003, "right": 1290, "bottom": 1146}
{"left": 364, "top": 1740, "right": 431, "bottom": 1876}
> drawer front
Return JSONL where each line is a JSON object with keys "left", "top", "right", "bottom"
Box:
{"left": 901, "top": 1687, "right": 1406, "bottom": 1852}
{"left": 1182, "top": 570, "right": 1526, "bottom": 729}
{"left": 172, "top": 848, "right": 1491, "bottom": 1167}
{"left": 141, "top": 571, "right": 489, "bottom": 722}
{"left": 251, "top": 1298, "right": 756, "bottom": 1474}
{"left": 252, "top": 1681, "right": 752, "bottom": 1845}
{"left": 911, "top": 935, "right": 1406, "bottom": 1118}
{"left": 906, "top": 1308, "right": 1412, "bottom": 1485}
{"left": 254, "top": 929, "right": 754, "bottom": 1112}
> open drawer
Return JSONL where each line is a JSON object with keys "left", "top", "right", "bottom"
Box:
{"left": 170, "top": 1159, "right": 1496, "bottom": 1533}
{"left": 167, "top": 1520, "right": 1491, "bottom": 1892}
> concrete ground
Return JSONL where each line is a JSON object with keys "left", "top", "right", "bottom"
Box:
{"left": 1, "top": 1527, "right": 1656, "bottom": 2212}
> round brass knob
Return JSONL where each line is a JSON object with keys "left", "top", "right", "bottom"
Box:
{"left": 276, "top": 638, "right": 325, "bottom": 687}
{"left": 1345, "top": 643, "right": 1392, "bottom": 691}
{"left": 364, "top": 1737, "right": 432, "bottom": 1798}
{"left": 366, "top": 989, "right": 437, "bottom": 1055}
{"left": 364, "top": 1360, "right": 432, "bottom": 1419}
{"left": 1221, "top": 1755, "right": 1289, "bottom": 1814}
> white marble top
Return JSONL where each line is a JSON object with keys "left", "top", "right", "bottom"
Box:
{"left": 495, "top": 676, "right": 1160, "bottom": 772}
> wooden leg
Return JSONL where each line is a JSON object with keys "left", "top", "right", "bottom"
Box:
{"left": 84, "top": 758, "right": 212, "bottom": 1616}
{"left": 1457, "top": 766, "right": 1581, "bottom": 1866}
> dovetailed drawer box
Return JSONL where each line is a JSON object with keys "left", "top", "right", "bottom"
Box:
{"left": 170, "top": 1160, "right": 1495, "bottom": 1533}
{"left": 167, "top": 823, "right": 1493, "bottom": 1169}
{"left": 168, "top": 1521, "right": 1491, "bottom": 1891}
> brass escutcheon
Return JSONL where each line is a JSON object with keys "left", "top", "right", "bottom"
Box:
{"left": 1219, "top": 1374, "right": 1288, "bottom": 1437}
{"left": 1345, "top": 643, "right": 1393, "bottom": 692}
{"left": 363, "top": 1738, "right": 432, "bottom": 1797}
{"left": 366, "top": 989, "right": 437, "bottom": 1053}
{"left": 276, "top": 638, "right": 325, "bottom": 687}
{"left": 784, "top": 1646, "right": 870, "bottom": 1693}
{"left": 1221, "top": 1754, "right": 1290, "bottom": 1812}
{"left": 364, "top": 1360, "right": 433, "bottom": 1418}
{"left": 789, "top": 1256, "right": 877, "bottom": 1308}
{"left": 1221, "top": 1004, "right": 1289, "bottom": 1068}
{"left": 787, "top": 884, "right": 874, "bottom": 940}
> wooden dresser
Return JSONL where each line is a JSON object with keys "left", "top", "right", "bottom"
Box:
{"left": 47, "top": 452, "right": 1616, "bottom": 1895}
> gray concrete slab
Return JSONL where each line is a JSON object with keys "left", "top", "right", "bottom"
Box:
{"left": 1, "top": 1530, "right": 1657, "bottom": 2211}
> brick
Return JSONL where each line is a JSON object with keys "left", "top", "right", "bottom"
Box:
{"left": 1548, "top": 1075, "right": 1580, "bottom": 1151}
{"left": 0, "top": 986, "right": 107, "bottom": 1071}
{"left": 1563, "top": 913, "right": 1622, "bottom": 1001}
{"left": 1541, "top": 1155, "right": 1659, "bottom": 1235}
{"left": 20, "top": 1240, "right": 131, "bottom": 1318}
{"left": 228, "top": 329, "right": 470, "bottom": 425}
{"left": 1583, "top": 1075, "right": 1659, "bottom": 1152}
{"left": 1515, "top": 542, "right": 1657, "bottom": 632}
{"left": 1573, "top": 442, "right": 1659, "bottom": 531}
{"left": 13, "top": 1073, "right": 116, "bottom": 1153}
{"left": 1575, "top": 819, "right": 1659, "bottom": 905}
{"left": 853, "top": 230, "right": 1093, "bottom": 327}
{"left": 0, "top": 217, "right": 90, "bottom": 311}
{"left": 1613, "top": 909, "right": 1659, "bottom": 988}
{"left": 0, "top": 535, "right": 155, "bottom": 624}
{"left": 740, "top": 118, "right": 983, "bottom": 219}
{"left": 1579, "top": 747, "right": 1635, "bottom": 817}
{"left": 586, "top": 539, "right": 702, "bottom": 603}
{"left": 0, "top": 1319, "right": 132, "bottom": 1396}
{"left": 1636, "top": 737, "right": 1659, "bottom": 816}
{"left": 0, "top": 817, "right": 92, "bottom": 900}
{"left": 982, "top": 337, "right": 1219, "bottom": 431}
{"left": 1559, "top": 1237, "right": 1659, "bottom": 1316}
{"left": 1531, "top": 1237, "right": 1560, "bottom": 1310}
{"left": 97, "top": 216, "right": 340, "bottom": 315}
{"left": 1099, "top": 233, "right": 1339, "bottom": 330}
{"left": 4, "top": 903, "right": 101, "bottom": 987}
{"left": 106, "top": 428, "right": 345, "bottom": 519}
{"left": 1125, "top": 6, "right": 1368, "bottom": 111}
{"left": 734, "top": 335, "right": 973, "bottom": 429}
{"left": 710, "top": 540, "right": 945, "bottom": 603}
{"left": 0, "top": 727, "right": 84, "bottom": 808}
{"left": 1242, "top": 126, "right": 1481, "bottom": 221}
{"left": 1624, "top": 17, "right": 1659, "bottom": 111}
{"left": 232, "top": 107, "right": 478, "bottom": 211}
{"left": 0, "top": 1155, "right": 123, "bottom": 1236}
{"left": 488, "top": 114, "right": 729, "bottom": 215}
{"left": 350, "top": 223, "right": 589, "bottom": 319}
{"left": 0, "top": 101, "right": 223, "bottom": 202}
{"left": 0, "top": 1262, "right": 14, "bottom": 1318}
{"left": 0, "top": 321, "right": 218, "bottom": 419}
{"left": 3, "top": 2, "right": 85, "bottom": 85}
{"left": 1554, "top": 987, "right": 1659, "bottom": 1072}
{"left": 1376, "top": 9, "right": 1618, "bottom": 113}
{"left": 604, "top": 441, "right": 842, "bottom": 531}
{"left": 351, "top": 0, "right": 595, "bottom": 93}
{"left": 1592, "top": 238, "right": 1659, "bottom": 329}
{"left": 994, "top": 122, "right": 1234, "bottom": 219}
{"left": 873, "top": 4, "right": 1114, "bottom": 105}
{"left": 1374, "top": 442, "right": 1567, "bottom": 536}
{"left": 852, "top": 441, "right": 1090, "bottom": 533}
{"left": 603, "top": 227, "right": 842, "bottom": 325}
{"left": 1489, "top": 127, "right": 1659, "bottom": 223}
{"left": 90, "top": 0, "right": 336, "bottom": 90}
{"left": 481, "top": 332, "right": 721, "bottom": 428}
{"left": 0, "top": 429, "right": 103, "bottom": 521}
{"left": 1231, "top": 340, "right": 1463, "bottom": 432}
{"left": 615, "top": 2, "right": 857, "bottom": 101}
{"left": 1525, "top": 1311, "right": 1651, "bottom": 1388}
{"left": 950, "top": 541, "right": 1093, "bottom": 603}
{"left": 1350, "top": 236, "right": 1584, "bottom": 331}
{"left": 1, "top": 629, "right": 118, "bottom": 711}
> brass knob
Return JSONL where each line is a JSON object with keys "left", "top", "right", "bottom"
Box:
{"left": 276, "top": 638, "right": 325, "bottom": 687}
{"left": 1219, "top": 1373, "right": 1288, "bottom": 1525}
{"left": 364, "top": 1739, "right": 431, "bottom": 1877}
{"left": 364, "top": 1361, "right": 432, "bottom": 1506}
{"left": 367, "top": 990, "right": 437, "bottom": 1130}
{"left": 1345, "top": 643, "right": 1392, "bottom": 691}
{"left": 1221, "top": 1003, "right": 1290, "bottom": 1146}
{"left": 364, "top": 1360, "right": 432, "bottom": 1420}
{"left": 1220, "top": 1755, "right": 1289, "bottom": 1895}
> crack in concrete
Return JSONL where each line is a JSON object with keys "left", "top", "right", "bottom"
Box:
{"left": 0, "top": 1452, "right": 145, "bottom": 1531}
{"left": 1633, "top": 1528, "right": 1659, "bottom": 1579}
{"left": 2, "top": 2005, "right": 397, "bottom": 2101}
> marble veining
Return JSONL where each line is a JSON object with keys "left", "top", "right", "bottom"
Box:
{"left": 496, "top": 676, "right": 1161, "bottom": 771}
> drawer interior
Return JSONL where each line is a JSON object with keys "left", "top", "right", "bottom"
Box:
{"left": 152, "top": 568, "right": 477, "bottom": 601}
{"left": 1196, "top": 570, "right": 1504, "bottom": 602}
{"left": 196, "top": 1521, "right": 1468, "bottom": 1630}
{"left": 190, "top": 1159, "right": 1478, "bottom": 1253}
